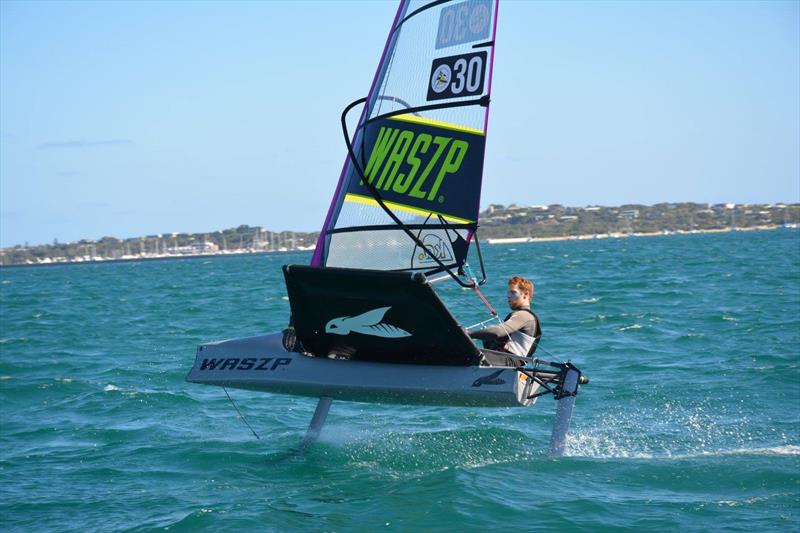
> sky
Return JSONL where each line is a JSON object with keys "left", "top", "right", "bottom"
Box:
{"left": 1, "top": 0, "right": 798, "bottom": 247}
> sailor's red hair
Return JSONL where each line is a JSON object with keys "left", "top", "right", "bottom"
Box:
{"left": 508, "top": 276, "right": 534, "bottom": 298}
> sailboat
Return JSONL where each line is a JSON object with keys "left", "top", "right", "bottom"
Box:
{"left": 187, "top": 0, "right": 587, "bottom": 456}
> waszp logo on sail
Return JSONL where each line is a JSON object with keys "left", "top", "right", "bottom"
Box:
{"left": 360, "top": 126, "right": 469, "bottom": 205}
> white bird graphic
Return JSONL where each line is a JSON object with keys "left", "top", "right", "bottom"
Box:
{"left": 325, "top": 306, "right": 411, "bottom": 338}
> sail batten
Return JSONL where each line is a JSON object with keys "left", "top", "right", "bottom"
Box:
{"left": 313, "top": 0, "right": 499, "bottom": 278}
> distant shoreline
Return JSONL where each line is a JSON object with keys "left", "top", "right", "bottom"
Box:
{"left": 2, "top": 224, "right": 796, "bottom": 269}
{"left": 3, "top": 201, "right": 797, "bottom": 267}
{"left": 483, "top": 224, "right": 793, "bottom": 244}
{"left": 0, "top": 247, "right": 314, "bottom": 269}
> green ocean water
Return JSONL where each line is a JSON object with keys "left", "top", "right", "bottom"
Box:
{"left": 1, "top": 229, "right": 798, "bottom": 532}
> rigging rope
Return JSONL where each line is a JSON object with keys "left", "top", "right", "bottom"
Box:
{"left": 463, "top": 263, "right": 497, "bottom": 316}
{"left": 223, "top": 387, "right": 261, "bottom": 440}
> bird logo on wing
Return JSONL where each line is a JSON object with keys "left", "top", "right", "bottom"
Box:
{"left": 325, "top": 307, "right": 411, "bottom": 338}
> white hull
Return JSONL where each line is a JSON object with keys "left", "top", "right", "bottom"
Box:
{"left": 186, "top": 333, "right": 542, "bottom": 407}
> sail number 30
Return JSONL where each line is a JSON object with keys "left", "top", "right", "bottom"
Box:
{"left": 452, "top": 56, "right": 483, "bottom": 94}
{"left": 427, "top": 51, "right": 487, "bottom": 101}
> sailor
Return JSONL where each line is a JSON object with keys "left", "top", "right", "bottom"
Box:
{"left": 469, "top": 276, "right": 541, "bottom": 360}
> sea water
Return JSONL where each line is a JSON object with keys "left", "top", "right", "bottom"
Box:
{"left": 1, "top": 229, "right": 798, "bottom": 531}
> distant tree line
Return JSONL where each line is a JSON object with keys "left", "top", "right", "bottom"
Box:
{"left": 1, "top": 203, "right": 798, "bottom": 266}
{"left": 476, "top": 202, "right": 800, "bottom": 239}
{"left": 0, "top": 225, "right": 319, "bottom": 266}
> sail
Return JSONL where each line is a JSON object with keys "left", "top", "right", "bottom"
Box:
{"left": 311, "top": 0, "right": 499, "bottom": 278}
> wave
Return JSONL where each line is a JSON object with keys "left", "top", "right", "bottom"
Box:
{"left": 565, "top": 433, "right": 800, "bottom": 460}
{"left": 569, "top": 297, "right": 601, "bottom": 304}
{"left": 712, "top": 445, "right": 800, "bottom": 457}
{"left": 716, "top": 492, "right": 795, "bottom": 507}
{"left": 288, "top": 425, "right": 543, "bottom": 476}
{"left": 0, "top": 337, "right": 29, "bottom": 344}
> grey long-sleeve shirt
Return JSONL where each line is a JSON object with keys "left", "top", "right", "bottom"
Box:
{"left": 469, "top": 306, "right": 538, "bottom": 352}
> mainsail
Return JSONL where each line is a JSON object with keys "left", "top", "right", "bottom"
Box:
{"left": 311, "top": 0, "right": 499, "bottom": 283}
